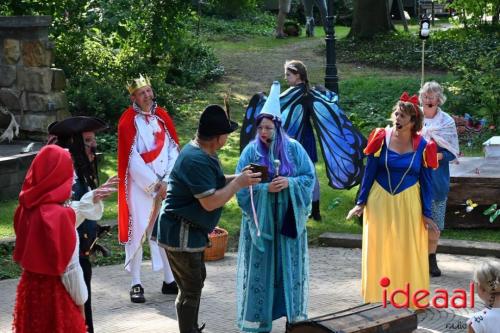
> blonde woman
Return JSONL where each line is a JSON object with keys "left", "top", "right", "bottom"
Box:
{"left": 467, "top": 261, "right": 500, "bottom": 333}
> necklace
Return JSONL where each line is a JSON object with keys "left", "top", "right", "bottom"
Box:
{"left": 385, "top": 144, "right": 417, "bottom": 195}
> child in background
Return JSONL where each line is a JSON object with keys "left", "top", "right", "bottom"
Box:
{"left": 467, "top": 261, "right": 500, "bottom": 333}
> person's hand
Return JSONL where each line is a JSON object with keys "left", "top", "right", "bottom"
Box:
{"left": 269, "top": 176, "right": 288, "bottom": 193}
{"left": 93, "top": 176, "right": 118, "bottom": 203}
{"left": 102, "top": 175, "right": 119, "bottom": 188}
{"left": 154, "top": 181, "right": 168, "bottom": 199}
{"left": 423, "top": 216, "right": 440, "bottom": 235}
{"left": 235, "top": 169, "right": 261, "bottom": 188}
{"left": 346, "top": 204, "right": 365, "bottom": 220}
{"left": 79, "top": 305, "right": 85, "bottom": 319}
{"left": 437, "top": 152, "right": 443, "bottom": 160}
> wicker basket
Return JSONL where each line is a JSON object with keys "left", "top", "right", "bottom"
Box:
{"left": 204, "top": 227, "right": 228, "bottom": 261}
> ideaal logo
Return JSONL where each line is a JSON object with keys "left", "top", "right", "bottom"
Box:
{"left": 380, "top": 277, "right": 475, "bottom": 309}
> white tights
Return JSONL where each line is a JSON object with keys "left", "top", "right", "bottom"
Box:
{"left": 129, "top": 240, "right": 175, "bottom": 287}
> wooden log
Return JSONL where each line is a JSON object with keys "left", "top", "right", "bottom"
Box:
{"left": 446, "top": 205, "right": 500, "bottom": 229}
{"left": 445, "top": 157, "right": 500, "bottom": 229}
{"left": 447, "top": 182, "right": 500, "bottom": 206}
{"left": 287, "top": 303, "right": 417, "bottom": 333}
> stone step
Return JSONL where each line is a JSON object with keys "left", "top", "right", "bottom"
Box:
{"left": 319, "top": 232, "right": 500, "bottom": 257}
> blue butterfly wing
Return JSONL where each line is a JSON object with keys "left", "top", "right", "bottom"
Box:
{"left": 311, "top": 88, "right": 367, "bottom": 189}
{"left": 281, "top": 85, "right": 316, "bottom": 160}
{"left": 240, "top": 92, "right": 267, "bottom": 152}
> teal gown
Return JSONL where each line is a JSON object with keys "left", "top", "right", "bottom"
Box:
{"left": 235, "top": 139, "right": 315, "bottom": 332}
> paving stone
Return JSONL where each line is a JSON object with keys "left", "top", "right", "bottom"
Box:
{"left": 0, "top": 248, "right": 495, "bottom": 333}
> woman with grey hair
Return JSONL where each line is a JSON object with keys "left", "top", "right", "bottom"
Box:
{"left": 419, "top": 81, "right": 459, "bottom": 277}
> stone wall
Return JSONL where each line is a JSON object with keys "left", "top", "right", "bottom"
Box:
{"left": 0, "top": 151, "right": 37, "bottom": 201}
{"left": 0, "top": 16, "right": 69, "bottom": 140}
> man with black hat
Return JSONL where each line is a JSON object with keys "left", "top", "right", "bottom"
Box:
{"left": 154, "top": 104, "right": 262, "bottom": 333}
{"left": 48, "top": 116, "right": 118, "bottom": 333}
{"left": 118, "top": 74, "right": 179, "bottom": 304}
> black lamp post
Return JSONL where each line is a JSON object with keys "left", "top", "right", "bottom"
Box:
{"left": 324, "top": 0, "right": 339, "bottom": 94}
{"left": 419, "top": 15, "right": 430, "bottom": 87}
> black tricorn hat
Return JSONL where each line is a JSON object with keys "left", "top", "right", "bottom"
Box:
{"left": 48, "top": 116, "right": 108, "bottom": 137}
{"left": 198, "top": 104, "right": 238, "bottom": 137}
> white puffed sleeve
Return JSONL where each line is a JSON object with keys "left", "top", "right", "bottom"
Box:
{"left": 70, "top": 190, "right": 104, "bottom": 227}
{"left": 61, "top": 233, "right": 88, "bottom": 305}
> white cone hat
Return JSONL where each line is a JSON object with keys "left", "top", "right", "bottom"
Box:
{"left": 259, "top": 81, "right": 281, "bottom": 120}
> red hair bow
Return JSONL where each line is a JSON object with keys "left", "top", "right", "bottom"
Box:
{"left": 399, "top": 91, "right": 420, "bottom": 117}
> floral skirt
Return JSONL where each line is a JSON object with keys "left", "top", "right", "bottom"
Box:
{"left": 13, "top": 270, "right": 87, "bottom": 333}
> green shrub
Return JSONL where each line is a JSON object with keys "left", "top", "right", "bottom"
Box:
{"left": 201, "top": 0, "right": 261, "bottom": 19}
{"left": 1, "top": 0, "right": 222, "bottom": 126}
{"left": 447, "top": 48, "right": 500, "bottom": 127}
{"left": 334, "top": 26, "right": 499, "bottom": 132}
{"left": 166, "top": 38, "right": 225, "bottom": 87}
{"left": 340, "top": 76, "right": 423, "bottom": 134}
{"left": 336, "top": 26, "right": 498, "bottom": 72}
{"left": 441, "top": 0, "right": 500, "bottom": 26}
{"left": 96, "top": 133, "right": 117, "bottom": 153}
{"left": 194, "top": 12, "right": 276, "bottom": 39}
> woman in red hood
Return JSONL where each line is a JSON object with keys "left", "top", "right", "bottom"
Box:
{"left": 12, "top": 145, "right": 87, "bottom": 333}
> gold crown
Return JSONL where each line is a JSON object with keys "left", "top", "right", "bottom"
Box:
{"left": 126, "top": 74, "right": 152, "bottom": 94}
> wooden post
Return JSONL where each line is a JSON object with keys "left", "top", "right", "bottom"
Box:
{"left": 421, "top": 39, "right": 425, "bottom": 87}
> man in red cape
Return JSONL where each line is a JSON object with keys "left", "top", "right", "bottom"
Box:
{"left": 118, "top": 74, "right": 180, "bottom": 303}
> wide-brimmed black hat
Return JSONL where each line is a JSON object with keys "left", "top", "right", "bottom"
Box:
{"left": 48, "top": 116, "right": 108, "bottom": 137}
{"left": 198, "top": 105, "right": 238, "bottom": 137}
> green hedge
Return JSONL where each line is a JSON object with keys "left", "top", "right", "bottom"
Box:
{"left": 335, "top": 26, "right": 500, "bottom": 127}
{"left": 336, "top": 26, "right": 498, "bottom": 71}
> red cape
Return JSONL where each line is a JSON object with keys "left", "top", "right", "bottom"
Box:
{"left": 117, "top": 106, "right": 179, "bottom": 243}
{"left": 13, "top": 145, "right": 76, "bottom": 276}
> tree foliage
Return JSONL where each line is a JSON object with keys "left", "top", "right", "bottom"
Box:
{"left": 201, "top": 0, "right": 261, "bottom": 18}
{"left": 0, "top": 0, "right": 222, "bottom": 124}
{"left": 442, "top": 0, "right": 500, "bottom": 26}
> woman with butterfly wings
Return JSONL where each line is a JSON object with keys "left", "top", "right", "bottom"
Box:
{"left": 240, "top": 60, "right": 366, "bottom": 221}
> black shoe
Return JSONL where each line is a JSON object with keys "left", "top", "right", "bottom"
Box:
{"left": 130, "top": 284, "right": 145, "bottom": 303}
{"left": 429, "top": 254, "right": 442, "bottom": 277}
{"left": 189, "top": 323, "right": 206, "bottom": 333}
{"left": 309, "top": 200, "right": 322, "bottom": 221}
{"left": 161, "top": 281, "right": 178, "bottom": 295}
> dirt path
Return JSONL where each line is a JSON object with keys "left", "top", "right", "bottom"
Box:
{"left": 213, "top": 35, "right": 436, "bottom": 101}
{"left": 214, "top": 37, "right": 326, "bottom": 97}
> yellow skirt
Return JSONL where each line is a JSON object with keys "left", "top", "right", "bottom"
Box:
{"left": 361, "top": 181, "right": 429, "bottom": 308}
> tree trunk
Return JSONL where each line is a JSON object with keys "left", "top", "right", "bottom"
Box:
{"left": 348, "top": 0, "right": 395, "bottom": 39}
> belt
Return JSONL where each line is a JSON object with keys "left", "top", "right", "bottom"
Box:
{"left": 166, "top": 212, "right": 196, "bottom": 227}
